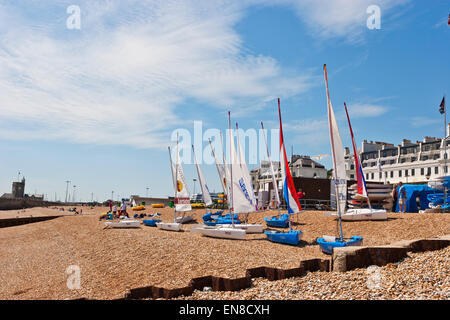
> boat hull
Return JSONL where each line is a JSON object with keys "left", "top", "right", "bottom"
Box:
{"left": 156, "top": 222, "right": 182, "bottom": 232}
{"left": 204, "top": 218, "right": 241, "bottom": 226}
{"left": 199, "top": 227, "right": 246, "bottom": 240}
{"left": 142, "top": 219, "right": 162, "bottom": 227}
{"left": 104, "top": 220, "right": 141, "bottom": 228}
{"left": 265, "top": 230, "right": 303, "bottom": 245}
{"left": 175, "top": 215, "right": 194, "bottom": 224}
{"left": 317, "top": 236, "right": 363, "bottom": 254}
{"left": 264, "top": 214, "right": 289, "bottom": 228}
{"left": 218, "top": 224, "right": 264, "bottom": 233}
{"left": 325, "top": 209, "right": 387, "bottom": 221}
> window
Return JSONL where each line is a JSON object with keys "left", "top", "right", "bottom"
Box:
{"left": 411, "top": 169, "right": 415, "bottom": 176}
{"left": 400, "top": 158, "right": 406, "bottom": 163}
{"left": 399, "top": 170, "right": 402, "bottom": 177}
{"left": 381, "top": 161, "right": 385, "bottom": 165}
{"left": 366, "top": 174, "right": 369, "bottom": 180}
{"left": 434, "top": 154, "right": 440, "bottom": 160}
{"left": 350, "top": 164, "right": 355, "bottom": 170}
{"left": 405, "top": 170, "right": 408, "bottom": 177}
{"left": 371, "top": 173, "right": 374, "bottom": 179}
{"left": 383, "top": 151, "right": 387, "bottom": 157}
{"left": 423, "top": 155, "right": 428, "bottom": 161}
{"left": 446, "top": 166, "right": 448, "bottom": 173}
{"left": 421, "top": 168, "right": 424, "bottom": 175}
{"left": 379, "top": 172, "right": 382, "bottom": 179}
{"left": 350, "top": 174, "right": 354, "bottom": 179}
{"left": 390, "top": 160, "right": 395, "bottom": 164}
{"left": 427, "top": 167, "right": 432, "bottom": 176}
{"left": 435, "top": 167, "right": 439, "bottom": 174}
{"left": 411, "top": 157, "right": 416, "bottom": 162}
{"left": 390, "top": 171, "right": 394, "bottom": 178}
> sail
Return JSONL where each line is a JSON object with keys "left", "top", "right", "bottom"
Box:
{"left": 174, "top": 143, "right": 192, "bottom": 212}
{"left": 324, "top": 65, "right": 347, "bottom": 215}
{"left": 209, "top": 139, "right": 227, "bottom": 196}
{"left": 236, "top": 123, "right": 258, "bottom": 210}
{"left": 278, "top": 99, "right": 301, "bottom": 213}
{"left": 168, "top": 147, "right": 177, "bottom": 192}
{"left": 344, "top": 102, "right": 368, "bottom": 198}
{"left": 229, "top": 114, "right": 255, "bottom": 214}
{"left": 192, "top": 145, "right": 213, "bottom": 206}
{"left": 261, "top": 121, "right": 281, "bottom": 207}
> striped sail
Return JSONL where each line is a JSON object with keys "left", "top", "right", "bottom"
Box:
{"left": 192, "top": 145, "right": 213, "bottom": 206}
{"left": 324, "top": 65, "right": 347, "bottom": 215}
{"left": 278, "top": 99, "right": 301, "bottom": 213}
{"left": 344, "top": 102, "right": 368, "bottom": 198}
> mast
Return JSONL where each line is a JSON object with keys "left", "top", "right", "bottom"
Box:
{"left": 261, "top": 121, "right": 281, "bottom": 215}
{"left": 324, "top": 64, "right": 344, "bottom": 241}
{"left": 228, "top": 111, "right": 234, "bottom": 226}
{"left": 208, "top": 138, "right": 227, "bottom": 196}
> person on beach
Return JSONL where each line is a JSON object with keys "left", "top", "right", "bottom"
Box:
{"left": 112, "top": 204, "right": 118, "bottom": 217}
{"left": 392, "top": 184, "right": 398, "bottom": 212}
{"left": 109, "top": 201, "right": 113, "bottom": 212}
{"left": 297, "top": 189, "right": 305, "bottom": 199}
{"left": 121, "top": 202, "right": 128, "bottom": 217}
{"left": 398, "top": 182, "right": 407, "bottom": 213}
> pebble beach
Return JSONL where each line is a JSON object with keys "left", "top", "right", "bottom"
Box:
{"left": 0, "top": 206, "right": 449, "bottom": 300}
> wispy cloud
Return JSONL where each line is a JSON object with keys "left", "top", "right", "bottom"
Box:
{"left": 0, "top": 0, "right": 409, "bottom": 148}
{"left": 411, "top": 117, "right": 441, "bottom": 128}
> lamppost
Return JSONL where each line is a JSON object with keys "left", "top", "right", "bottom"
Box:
{"left": 146, "top": 187, "right": 149, "bottom": 197}
{"left": 193, "top": 179, "right": 197, "bottom": 195}
{"left": 65, "top": 180, "right": 71, "bottom": 203}
{"left": 111, "top": 191, "right": 114, "bottom": 202}
{"left": 73, "top": 185, "right": 77, "bottom": 203}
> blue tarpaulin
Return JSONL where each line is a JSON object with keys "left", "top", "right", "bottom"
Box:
{"left": 395, "top": 184, "right": 438, "bottom": 213}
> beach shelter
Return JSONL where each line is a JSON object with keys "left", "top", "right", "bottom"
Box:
{"left": 395, "top": 184, "right": 436, "bottom": 213}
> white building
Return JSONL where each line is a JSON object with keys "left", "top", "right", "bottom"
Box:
{"left": 345, "top": 135, "right": 450, "bottom": 185}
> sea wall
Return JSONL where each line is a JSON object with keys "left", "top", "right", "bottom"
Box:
{"left": 0, "top": 198, "right": 60, "bottom": 211}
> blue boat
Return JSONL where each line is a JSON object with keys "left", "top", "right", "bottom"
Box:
{"left": 204, "top": 218, "right": 241, "bottom": 226}
{"left": 202, "top": 210, "right": 224, "bottom": 221}
{"left": 264, "top": 214, "right": 290, "bottom": 228}
{"left": 316, "top": 236, "right": 363, "bottom": 255}
{"left": 265, "top": 230, "right": 302, "bottom": 246}
{"left": 143, "top": 219, "right": 162, "bottom": 227}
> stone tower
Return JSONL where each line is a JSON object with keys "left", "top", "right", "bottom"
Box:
{"left": 12, "top": 177, "right": 25, "bottom": 198}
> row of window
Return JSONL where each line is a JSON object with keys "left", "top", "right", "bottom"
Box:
{"left": 362, "top": 143, "right": 445, "bottom": 160}
{"left": 359, "top": 166, "right": 449, "bottom": 180}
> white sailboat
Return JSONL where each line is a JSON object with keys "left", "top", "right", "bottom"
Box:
{"left": 325, "top": 102, "right": 387, "bottom": 221}
{"left": 157, "top": 139, "right": 192, "bottom": 232}
{"left": 317, "top": 64, "right": 363, "bottom": 254}
{"left": 198, "top": 112, "right": 255, "bottom": 239}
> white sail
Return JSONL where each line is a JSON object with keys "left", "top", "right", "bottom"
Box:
{"left": 220, "top": 131, "right": 232, "bottom": 205}
{"left": 168, "top": 147, "right": 177, "bottom": 192}
{"left": 324, "top": 65, "right": 347, "bottom": 215}
{"left": 174, "top": 144, "right": 192, "bottom": 212}
{"left": 261, "top": 122, "right": 281, "bottom": 207}
{"left": 229, "top": 124, "right": 255, "bottom": 214}
{"left": 192, "top": 145, "right": 213, "bottom": 207}
{"left": 236, "top": 125, "right": 258, "bottom": 210}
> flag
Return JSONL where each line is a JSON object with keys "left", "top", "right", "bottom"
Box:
{"left": 439, "top": 96, "right": 445, "bottom": 114}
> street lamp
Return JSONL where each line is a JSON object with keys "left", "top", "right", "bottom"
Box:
{"left": 193, "top": 179, "right": 197, "bottom": 195}
{"left": 146, "top": 187, "right": 149, "bottom": 197}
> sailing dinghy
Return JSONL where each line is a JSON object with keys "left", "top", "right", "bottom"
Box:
{"left": 264, "top": 99, "right": 303, "bottom": 245}
{"left": 197, "top": 112, "right": 255, "bottom": 239}
{"left": 157, "top": 140, "right": 191, "bottom": 232}
{"left": 324, "top": 102, "right": 387, "bottom": 221}
{"left": 104, "top": 219, "right": 141, "bottom": 228}
{"left": 317, "top": 65, "right": 363, "bottom": 254}
{"left": 260, "top": 121, "right": 288, "bottom": 228}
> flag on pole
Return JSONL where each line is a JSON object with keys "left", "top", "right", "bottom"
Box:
{"left": 439, "top": 96, "right": 445, "bottom": 114}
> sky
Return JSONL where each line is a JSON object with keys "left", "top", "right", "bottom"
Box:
{"left": 0, "top": 0, "right": 448, "bottom": 201}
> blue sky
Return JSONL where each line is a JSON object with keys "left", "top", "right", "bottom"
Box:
{"left": 0, "top": 0, "right": 448, "bottom": 201}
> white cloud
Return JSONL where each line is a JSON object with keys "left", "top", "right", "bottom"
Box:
{"left": 411, "top": 117, "right": 441, "bottom": 128}
{"left": 343, "top": 103, "right": 389, "bottom": 118}
{"left": 0, "top": 0, "right": 408, "bottom": 148}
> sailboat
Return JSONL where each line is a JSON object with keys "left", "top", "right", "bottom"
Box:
{"left": 261, "top": 121, "right": 289, "bottom": 228}
{"left": 264, "top": 98, "right": 303, "bottom": 245}
{"left": 197, "top": 112, "right": 256, "bottom": 239}
{"left": 325, "top": 102, "right": 387, "bottom": 221}
{"left": 317, "top": 64, "right": 363, "bottom": 254}
{"left": 157, "top": 138, "right": 192, "bottom": 232}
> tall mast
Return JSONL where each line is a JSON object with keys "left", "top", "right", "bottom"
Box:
{"left": 324, "top": 64, "right": 344, "bottom": 241}
{"left": 228, "top": 111, "right": 234, "bottom": 226}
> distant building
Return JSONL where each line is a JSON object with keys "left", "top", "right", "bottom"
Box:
{"left": 345, "top": 134, "right": 450, "bottom": 184}
{"left": 1, "top": 177, "right": 26, "bottom": 199}
{"left": 250, "top": 155, "right": 328, "bottom": 194}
